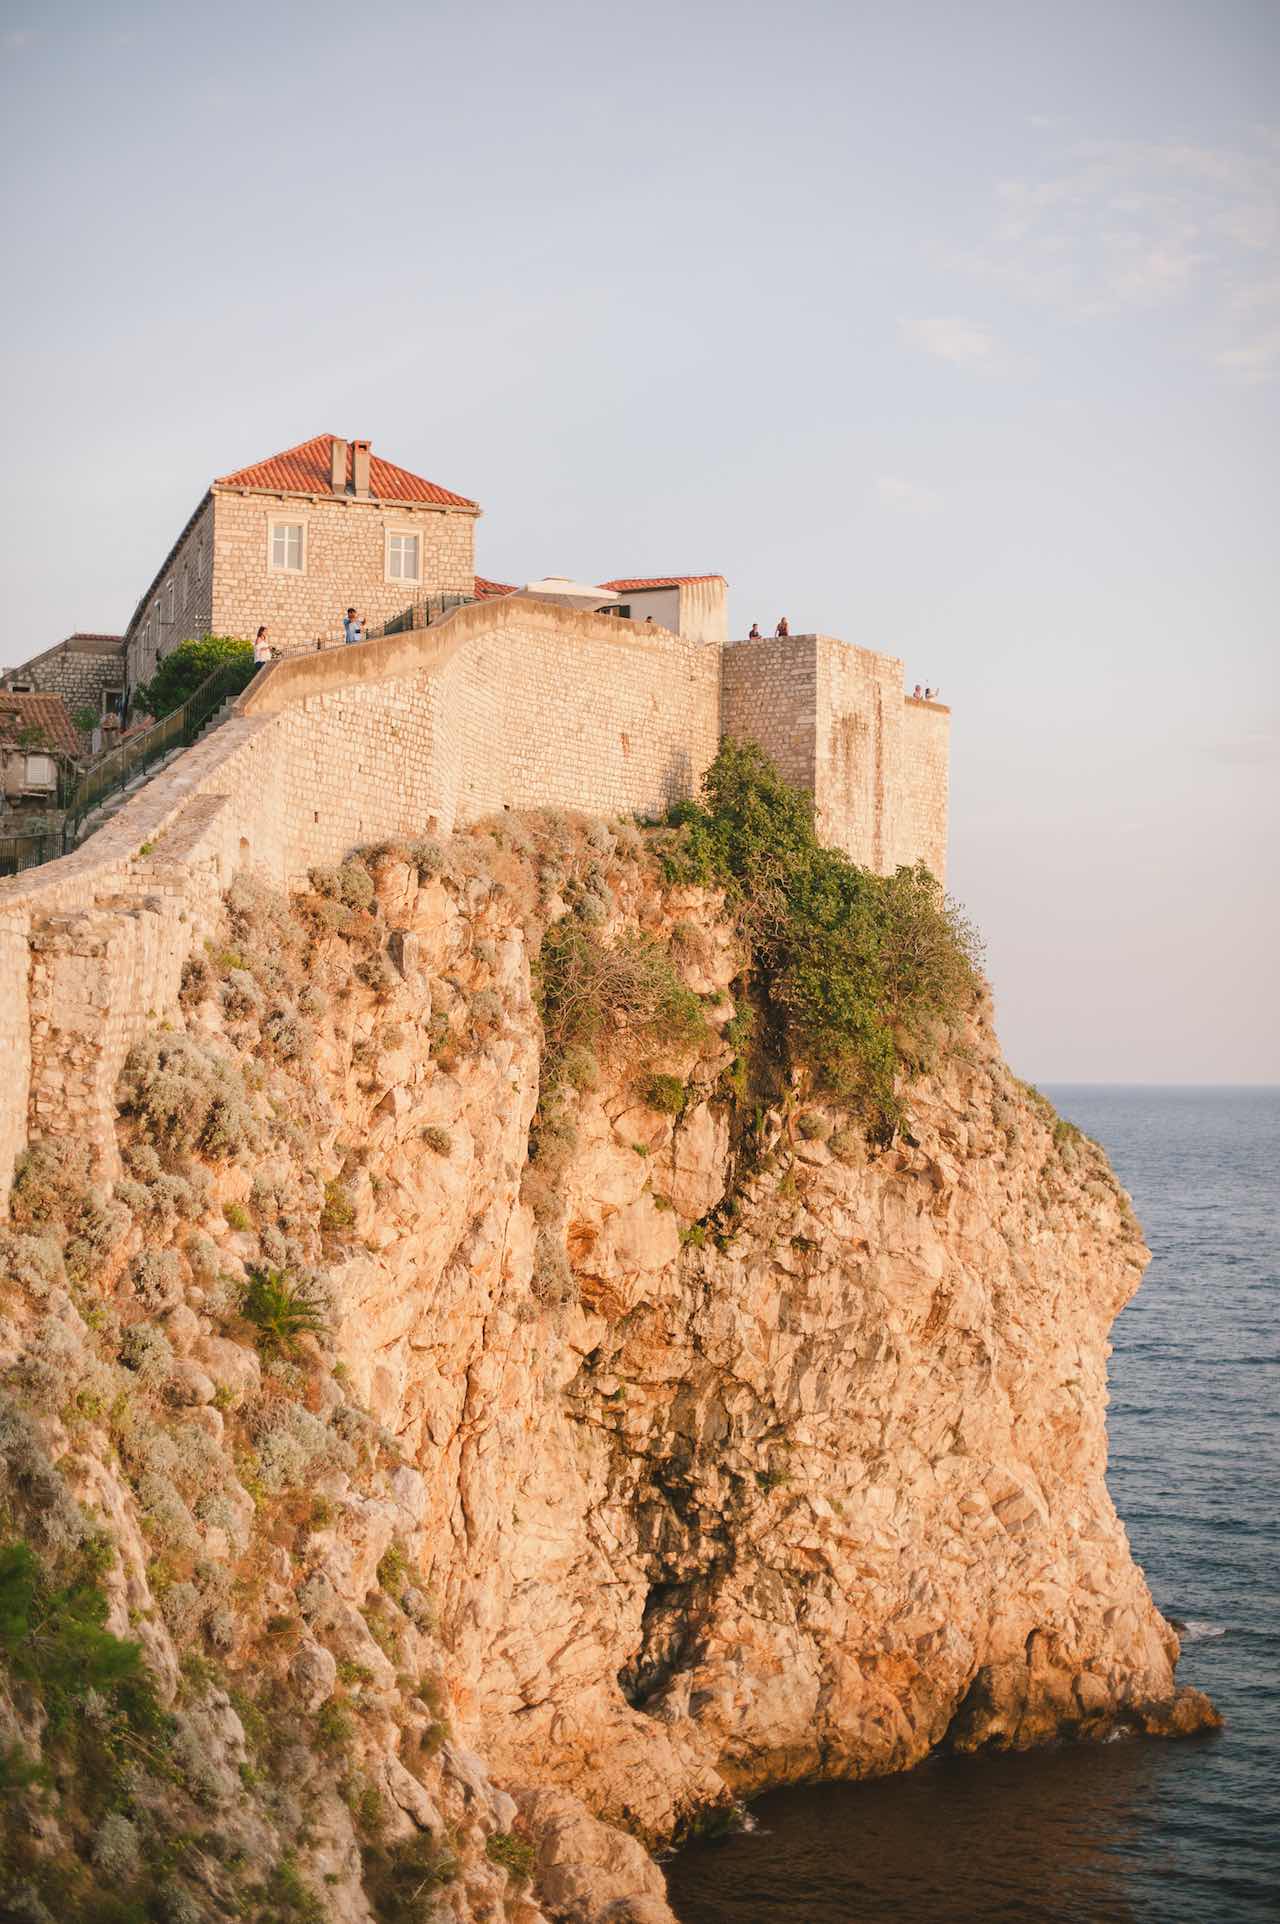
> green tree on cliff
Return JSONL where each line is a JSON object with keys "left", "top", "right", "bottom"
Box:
{"left": 666, "top": 738, "right": 983, "bottom": 1135}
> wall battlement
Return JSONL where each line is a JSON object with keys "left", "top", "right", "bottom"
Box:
{"left": 0, "top": 595, "right": 947, "bottom": 1200}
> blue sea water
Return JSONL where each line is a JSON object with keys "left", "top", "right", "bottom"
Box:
{"left": 667, "top": 1086, "right": 1280, "bottom": 1923}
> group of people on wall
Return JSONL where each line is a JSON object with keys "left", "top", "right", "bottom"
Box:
{"left": 250, "top": 612, "right": 941, "bottom": 704}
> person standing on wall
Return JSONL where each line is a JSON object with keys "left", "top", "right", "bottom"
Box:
{"left": 253, "top": 626, "right": 272, "bottom": 665}
{"left": 343, "top": 607, "right": 364, "bottom": 646}
{"left": 775, "top": 616, "right": 790, "bottom": 638}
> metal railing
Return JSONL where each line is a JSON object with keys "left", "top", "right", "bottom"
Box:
{"left": 59, "top": 655, "right": 258, "bottom": 851}
{"left": 0, "top": 828, "right": 64, "bottom": 878}
{"left": 370, "top": 592, "right": 475, "bottom": 639}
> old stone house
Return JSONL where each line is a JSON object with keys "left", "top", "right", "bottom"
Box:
{"left": 0, "top": 691, "right": 81, "bottom": 827}
{"left": 0, "top": 633, "right": 126, "bottom": 728}
{"left": 120, "top": 434, "right": 483, "bottom": 688}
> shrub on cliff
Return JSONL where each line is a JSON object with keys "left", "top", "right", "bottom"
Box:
{"left": 0, "top": 1537, "right": 161, "bottom": 1739}
{"left": 665, "top": 739, "right": 983, "bottom": 1134}
{"left": 118, "top": 1033, "right": 260, "bottom": 1162}
{"left": 309, "top": 859, "right": 376, "bottom": 913}
{"left": 8, "top": 1140, "right": 92, "bottom": 1230}
{"left": 242, "top": 1266, "right": 329, "bottom": 1356}
{"left": 134, "top": 635, "right": 255, "bottom": 720}
{"left": 535, "top": 921, "right": 706, "bottom": 1064}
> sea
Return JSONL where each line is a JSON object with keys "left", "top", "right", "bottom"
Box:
{"left": 667, "top": 1086, "right": 1280, "bottom": 1924}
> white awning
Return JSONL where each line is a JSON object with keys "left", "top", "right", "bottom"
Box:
{"left": 518, "top": 577, "right": 617, "bottom": 610}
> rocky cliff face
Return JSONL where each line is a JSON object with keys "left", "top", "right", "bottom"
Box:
{"left": 0, "top": 813, "right": 1215, "bottom": 1923}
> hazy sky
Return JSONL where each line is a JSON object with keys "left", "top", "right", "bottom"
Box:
{"left": 2, "top": 0, "right": 1276, "bottom": 1082}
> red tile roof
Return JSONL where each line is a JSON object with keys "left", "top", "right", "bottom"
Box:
{"left": 473, "top": 575, "right": 517, "bottom": 599}
{"left": 0, "top": 692, "right": 83, "bottom": 758}
{"left": 600, "top": 575, "right": 725, "bottom": 592}
{"left": 215, "top": 435, "right": 478, "bottom": 510}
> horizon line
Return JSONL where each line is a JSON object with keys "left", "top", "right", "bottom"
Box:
{"left": 1035, "top": 1079, "right": 1280, "bottom": 1089}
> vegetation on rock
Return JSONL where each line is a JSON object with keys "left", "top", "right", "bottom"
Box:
{"left": 134, "top": 634, "right": 255, "bottom": 720}
{"left": 241, "top": 1265, "right": 329, "bottom": 1356}
{"left": 664, "top": 739, "right": 983, "bottom": 1135}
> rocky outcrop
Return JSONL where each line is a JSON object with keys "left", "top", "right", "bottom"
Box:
{"left": 0, "top": 815, "right": 1215, "bottom": 1922}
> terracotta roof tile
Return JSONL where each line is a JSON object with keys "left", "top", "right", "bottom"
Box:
{"left": 473, "top": 576, "right": 517, "bottom": 599}
{"left": 0, "top": 692, "right": 82, "bottom": 758}
{"left": 600, "top": 575, "right": 725, "bottom": 592}
{"left": 215, "top": 435, "right": 478, "bottom": 510}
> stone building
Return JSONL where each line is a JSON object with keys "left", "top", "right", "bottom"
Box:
{"left": 0, "top": 691, "right": 81, "bottom": 833}
{"left": 0, "top": 633, "right": 126, "bottom": 727}
{"left": 598, "top": 578, "right": 728, "bottom": 643}
{"left": 120, "top": 434, "right": 483, "bottom": 688}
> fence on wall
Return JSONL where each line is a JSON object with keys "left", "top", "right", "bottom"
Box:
{"left": 0, "top": 828, "right": 63, "bottom": 878}
{"left": 370, "top": 593, "right": 475, "bottom": 639}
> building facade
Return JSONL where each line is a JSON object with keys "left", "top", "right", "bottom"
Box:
{"left": 597, "top": 577, "right": 729, "bottom": 643}
{"left": 122, "top": 435, "right": 482, "bottom": 689}
{"left": 1, "top": 634, "right": 126, "bottom": 726}
{"left": 0, "top": 691, "right": 82, "bottom": 837}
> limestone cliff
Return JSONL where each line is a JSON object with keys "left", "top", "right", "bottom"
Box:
{"left": 0, "top": 810, "right": 1214, "bottom": 1924}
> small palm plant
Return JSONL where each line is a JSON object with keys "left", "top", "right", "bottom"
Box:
{"left": 242, "top": 1265, "right": 329, "bottom": 1355}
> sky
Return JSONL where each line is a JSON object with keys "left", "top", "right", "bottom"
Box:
{"left": 1, "top": 0, "right": 1277, "bottom": 1083}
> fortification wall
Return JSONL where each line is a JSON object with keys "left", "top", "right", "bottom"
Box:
{"left": 0, "top": 598, "right": 721, "bottom": 1197}
{"left": 898, "top": 698, "right": 950, "bottom": 881}
{"left": 720, "top": 635, "right": 818, "bottom": 791}
{"left": 721, "top": 634, "right": 949, "bottom": 883}
{"left": 813, "top": 635, "right": 905, "bottom": 876}
{"left": 0, "top": 596, "right": 948, "bottom": 1204}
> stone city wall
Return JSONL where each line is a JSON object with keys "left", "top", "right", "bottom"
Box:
{"left": 720, "top": 635, "right": 818, "bottom": 792}
{"left": 722, "top": 633, "right": 950, "bottom": 884}
{"left": 0, "top": 598, "right": 720, "bottom": 1198}
{"left": 813, "top": 634, "right": 906, "bottom": 878}
{"left": 898, "top": 698, "right": 950, "bottom": 883}
{"left": 0, "top": 598, "right": 948, "bottom": 1205}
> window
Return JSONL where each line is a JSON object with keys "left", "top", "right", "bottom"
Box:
{"left": 270, "top": 521, "right": 305, "bottom": 572}
{"left": 24, "top": 753, "right": 57, "bottom": 791}
{"left": 386, "top": 530, "right": 421, "bottom": 583}
{"left": 102, "top": 688, "right": 123, "bottom": 717}
{"left": 9, "top": 682, "right": 32, "bottom": 694}
{"left": 165, "top": 580, "right": 175, "bottom": 622}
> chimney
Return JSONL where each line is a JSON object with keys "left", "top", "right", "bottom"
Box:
{"left": 352, "top": 439, "right": 371, "bottom": 498}
{"left": 330, "top": 437, "right": 348, "bottom": 494}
